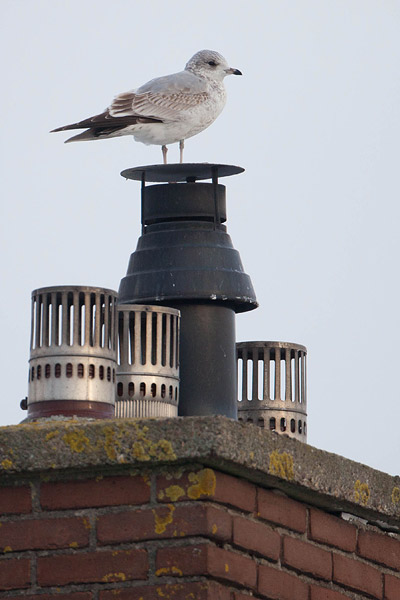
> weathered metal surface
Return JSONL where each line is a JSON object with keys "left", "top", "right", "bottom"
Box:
{"left": 237, "top": 341, "right": 308, "bottom": 442}
{"left": 115, "top": 304, "right": 180, "bottom": 418}
{"left": 118, "top": 165, "right": 257, "bottom": 418}
{"left": 121, "top": 163, "right": 244, "bottom": 183}
{"left": 118, "top": 181, "right": 257, "bottom": 312}
{"left": 27, "top": 286, "right": 118, "bottom": 420}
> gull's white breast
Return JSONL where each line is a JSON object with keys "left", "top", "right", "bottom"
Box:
{"left": 130, "top": 80, "right": 227, "bottom": 146}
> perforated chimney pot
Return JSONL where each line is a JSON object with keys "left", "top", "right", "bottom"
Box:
{"left": 237, "top": 341, "right": 307, "bottom": 441}
{"left": 115, "top": 304, "right": 180, "bottom": 418}
{"left": 118, "top": 164, "right": 258, "bottom": 418}
{"left": 26, "top": 286, "right": 117, "bottom": 420}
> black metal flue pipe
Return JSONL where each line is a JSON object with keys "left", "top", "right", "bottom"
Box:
{"left": 118, "top": 164, "right": 258, "bottom": 418}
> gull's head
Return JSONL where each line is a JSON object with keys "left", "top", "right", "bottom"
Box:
{"left": 185, "top": 50, "right": 242, "bottom": 81}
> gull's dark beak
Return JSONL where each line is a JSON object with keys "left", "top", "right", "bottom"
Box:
{"left": 225, "top": 67, "right": 242, "bottom": 75}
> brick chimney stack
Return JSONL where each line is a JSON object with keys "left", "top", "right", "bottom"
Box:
{"left": 0, "top": 417, "right": 399, "bottom": 598}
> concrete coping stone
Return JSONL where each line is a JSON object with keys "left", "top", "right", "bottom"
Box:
{"left": 0, "top": 416, "right": 399, "bottom": 528}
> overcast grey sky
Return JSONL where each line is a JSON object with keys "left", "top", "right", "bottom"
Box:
{"left": 1, "top": 0, "right": 399, "bottom": 475}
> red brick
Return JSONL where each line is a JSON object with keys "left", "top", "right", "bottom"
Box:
{"left": 40, "top": 475, "right": 150, "bottom": 509}
{"left": 258, "top": 563, "right": 309, "bottom": 600}
{"left": 207, "top": 546, "right": 257, "bottom": 589}
{"left": 385, "top": 573, "right": 400, "bottom": 600}
{"left": 310, "top": 585, "right": 350, "bottom": 600}
{"left": 37, "top": 549, "right": 148, "bottom": 586}
{"left": 212, "top": 471, "right": 256, "bottom": 513}
{"left": 0, "top": 558, "right": 30, "bottom": 590}
{"left": 156, "top": 543, "right": 257, "bottom": 589}
{"left": 0, "top": 517, "right": 89, "bottom": 551}
{"left": 333, "top": 553, "right": 382, "bottom": 598}
{"left": 257, "top": 489, "right": 306, "bottom": 532}
{"left": 100, "top": 582, "right": 231, "bottom": 600}
{"left": 358, "top": 529, "right": 400, "bottom": 571}
{"left": 97, "top": 503, "right": 231, "bottom": 545}
{"left": 233, "top": 514, "right": 280, "bottom": 560}
{"left": 309, "top": 508, "right": 357, "bottom": 552}
{"left": 156, "top": 543, "right": 208, "bottom": 577}
{"left": 157, "top": 468, "right": 256, "bottom": 512}
{"left": 0, "top": 486, "right": 31, "bottom": 515}
{"left": 283, "top": 536, "right": 332, "bottom": 581}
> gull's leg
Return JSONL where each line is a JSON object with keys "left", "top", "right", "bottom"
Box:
{"left": 162, "top": 145, "right": 168, "bottom": 164}
{"left": 179, "top": 140, "right": 184, "bottom": 163}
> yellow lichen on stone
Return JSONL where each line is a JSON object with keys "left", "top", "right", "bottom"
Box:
{"left": 249, "top": 451, "right": 255, "bottom": 460}
{"left": 69, "top": 542, "right": 78, "bottom": 549}
{"left": 132, "top": 441, "right": 150, "bottom": 461}
{"left": 102, "top": 573, "right": 127, "bottom": 582}
{"left": 268, "top": 450, "right": 294, "bottom": 480}
{"left": 224, "top": 563, "right": 229, "bottom": 572}
{"left": 103, "top": 426, "right": 118, "bottom": 460}
{"left": 163, "top": 484, "right": 185, "bottom": 502}
{"left": 155, "top": 566, "right": 183, "bottom": 577}
{"left": 153, "top": 504, "right": 175, "bottom": 534}
{"left": 155, "top": 439, "right": 177, "bottom": 460}
{"left": 212, "top": 524, "right": 218, "bottom": 534}
{"left": 391, "top": 486, "right": 400, "bottom": 505}
{"left": 354, "top": 480, "right": 370, "bottom": 506}
{"left": 3, "top": 546, "right": 12, "bottom": 553}
{"left": 134, "top": 422, "right": 149, "bottom": 439}
{"left": 187, "top": 468, "right": 216, "bottom": 499}
{"left": 62, "top": 430, "right": 90, "bottom": 453}
{"left": 99, "top": 424, "right": 130, "bottom": 462}
{"left": 129, "top": 424, "right": 177, "bottom": 463}
{"left": 1, "top": 459, "right": 13, "bottom": 470}
{"left": 45, "top": 431, "right": 59, "bottom": 441}
{"left": 83, "top": 517, "right": 91, "bottom": 530}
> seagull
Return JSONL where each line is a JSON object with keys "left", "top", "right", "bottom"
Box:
{"left": 51, "top": 50, "right": 242, "bottom": 164}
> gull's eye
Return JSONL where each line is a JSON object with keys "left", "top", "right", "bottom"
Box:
{"left": 208, "top": 60, "right": 217, "bottom": 67}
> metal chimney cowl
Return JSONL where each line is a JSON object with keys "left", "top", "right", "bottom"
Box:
{"left": 26, "top": 286, "right": 117, "bottom": 420}
{"left": 237, "top": 341, "right": 307, "bottom": 442}
{"left": 24, "top": 286, "right": 182, "bottom": 421}
{"left": 23, "top": 163, "right": 259, "bottom": 423}
{"left": 115, "top": 304, "right": 180, "bottom": 418}
{"left": 118, "top": 163, "right": 258, "bottom": 419}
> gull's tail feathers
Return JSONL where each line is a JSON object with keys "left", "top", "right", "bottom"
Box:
{"left": 50, "top": 111, "right": 164, "bottom": 143}
{"left": 50, "top": 114, "right": 107, "bottom": 133}
{"left": 63, "top": 127, "right": 132, "bottom": 142}
{"left": 64, "top": 129, "right": 101, "bottom": 143}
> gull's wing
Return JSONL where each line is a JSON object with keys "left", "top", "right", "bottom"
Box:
{"left": 109, "top": 71, "right": 209, "bottom": 122}
{"left": 51, "top": 71, "right": 209, "bottom": 137}
{"left": 50, "top": 111, "right": 162, "bottom": 133}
